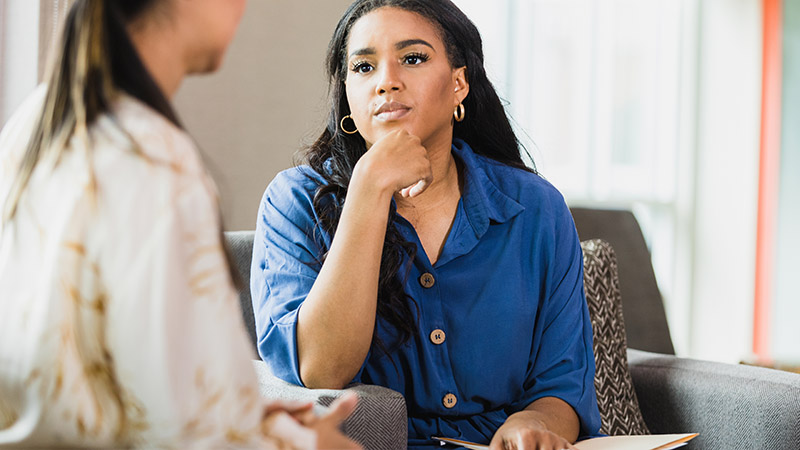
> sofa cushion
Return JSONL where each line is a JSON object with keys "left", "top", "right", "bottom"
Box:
{"left": 225, "top": 230, "right": 258, "bottom": 348}
{"left": 571, "top": 207, "right": 675, "bottom": 355}
{"left": 582, "top": 239, "right": 650, "bottom": 435}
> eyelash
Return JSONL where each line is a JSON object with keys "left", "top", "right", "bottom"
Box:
{"left": 350, "top": 61, "right": 373, "bottom": 74}
{"left": 404, "top": 52, "right": 430, "bottom": 65}
{"left": 349, "top": 52, "right": 431, "bottom": 74}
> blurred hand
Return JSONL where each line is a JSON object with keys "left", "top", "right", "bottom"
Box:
{"left": 264, "top": 400, "right": 315, "bottom": 424}
{"left": 304, "top": 394, "right": 362, "bottom": 450}
{"left": 262, "top": 395, "right": 361, "bottom": 449}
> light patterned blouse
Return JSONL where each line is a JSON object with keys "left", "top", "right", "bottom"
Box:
{"left": 0, "top": 88, "right": 315, "bottom": 449}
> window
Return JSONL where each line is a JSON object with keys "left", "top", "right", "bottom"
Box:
{"left": 457, "top": 0, "right": 692, "bottom": 351}
{"left": 0, "top": 0, "right": 71, "bottom": 126}
{"left": 456, "top": 0, "right": 764, "bottom": 363}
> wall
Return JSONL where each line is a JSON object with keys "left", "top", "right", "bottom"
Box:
{"left": 174, "top": 0, "right": 354, "bottom": 231}
{"left": 0, "top": 0, "right": 39, "bottom": 127}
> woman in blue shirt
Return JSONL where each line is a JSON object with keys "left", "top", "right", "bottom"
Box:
{"left": 251, "top": 1, "right": 602, "bottom": 448}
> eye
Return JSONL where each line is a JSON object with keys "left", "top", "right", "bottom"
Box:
{"left": 403, "top": 52, "right": 429, "bottom": 65}
{"left": 351, "top": 61, "right": 374, "bottom": 74}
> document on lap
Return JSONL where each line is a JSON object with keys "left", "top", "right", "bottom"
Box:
{"left": 432, "top": 433, "right": 698, "bottom": 450}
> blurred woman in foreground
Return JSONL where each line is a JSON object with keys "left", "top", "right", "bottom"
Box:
{"left": 0, "top": 0, "right": 357, "bottom": 448}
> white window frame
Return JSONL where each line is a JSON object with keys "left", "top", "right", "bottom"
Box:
{"left": 1, "top": 0, "right": 40, "bottom": 127}
{"left": 455, "top": 0, "right": 762, "bottom": 363}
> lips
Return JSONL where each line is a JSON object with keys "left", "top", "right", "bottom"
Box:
{"left": 375, "top": 101, "right": 411, "bottom": 121}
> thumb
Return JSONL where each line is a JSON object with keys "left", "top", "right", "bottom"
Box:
{"left": 322, "top": 393, "right": 358, "bottom": 425}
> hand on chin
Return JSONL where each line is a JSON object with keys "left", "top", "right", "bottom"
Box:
{"left": 366, "top": 123, "right": 417, "bottom": 148}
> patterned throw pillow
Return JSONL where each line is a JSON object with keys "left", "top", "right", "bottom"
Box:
{"left": 581, "top": 239, "right": 650, "bottom": 436}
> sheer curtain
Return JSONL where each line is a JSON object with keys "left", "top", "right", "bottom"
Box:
{"left": 456, "top": 0, "right": 692, "bottom": 353}
{"left": 1, "top": 0, "right": 71, "bottom": 126}
{"left": 0, "top": 0, "right": 6, "bottom": 123}
{"left": 454, "top": 0, "right": 763, "bottom": 363}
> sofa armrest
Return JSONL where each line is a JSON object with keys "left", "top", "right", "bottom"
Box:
{"left": 627, "top": 349, "right": 800, "bottom": 449}
{"left": 252, "top": 360, "right": 407, "bottom": 450}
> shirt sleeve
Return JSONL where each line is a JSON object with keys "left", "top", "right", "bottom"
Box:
{"left": 98, "top": 137, "right": 314, "bottom": 448}
{"left": 508, "top": 196, "right": 602, "bottom": 438}
{"left": 250, "top": 169, "right": 329, "bottom": 387}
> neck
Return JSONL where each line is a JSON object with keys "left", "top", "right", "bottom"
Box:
{"left": 126, "top": 19, "right": 186, "bottom": 100}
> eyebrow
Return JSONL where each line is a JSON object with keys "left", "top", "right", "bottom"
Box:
{"left": 349, "top": 39, "right": 435, "bottom": 58}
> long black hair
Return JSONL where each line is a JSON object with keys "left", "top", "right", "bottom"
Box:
{"left": 306, "top": 0, "right": 535, "bottom": 349}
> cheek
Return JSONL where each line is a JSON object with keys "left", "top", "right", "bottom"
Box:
{"left": 420, "top": 77, "right": 456, "bottom": 122}
{"left": 232, "top": 0, "right": 247, "bottom": 29}
{"left": 210, "top": 2, "right": 245, "bottom": 47}
{"left": 345, "top": 82, "right": 372, "bottom": 121}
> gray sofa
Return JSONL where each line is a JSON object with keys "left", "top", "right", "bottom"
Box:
{"left": 227, "top": 208, "right": 800, "bottom": 449}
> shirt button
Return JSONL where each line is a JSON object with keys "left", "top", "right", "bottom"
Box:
{"left": 443, "top": 393, "right": 457, "bottom": 409}
{"left": 419, "top": 272, "right": 435, "bottom": 288}
{"left": 430, "top": 329, "right": 446, "bottom": 345}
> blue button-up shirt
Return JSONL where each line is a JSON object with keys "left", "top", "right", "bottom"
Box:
{"left": 251, "top": 140, "right": 601, "bottom": 448}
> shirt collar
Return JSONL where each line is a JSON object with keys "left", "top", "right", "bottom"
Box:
{"left": 452, "top": 139, "right": 525, "bottom": 239}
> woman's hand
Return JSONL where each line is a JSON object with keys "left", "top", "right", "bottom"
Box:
{"left": 301, "top": 394, "right": 362, "bottom": 450}
{"left": 351, "top": 129, "right": 433, "bottom": 199}
{"left": 489, "top": 410, "right": 577, "bottom": 450}
{"left": 263, "top": 395, "right": 362, "bottom": 449}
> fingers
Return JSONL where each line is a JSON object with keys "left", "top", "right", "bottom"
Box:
{"left": 263, "top": 400, "right": 314, "bottom": 417}
{"left": 407, "top": 178, "right": 430, "bottom": 197}
{"left": 358, "top": 129, "right": 431, "bottom": 196}
{"left": 399, "top": 178, "right": 431, "bottom": 198}
{"left": 315, "top": 430, "right": 362, "bottom": 450}
{"left": 321, "top": 392, "right": 358, "bottom": 426}
{"left": 488, "top": 437, "right": 505, "bottom": 450}
{"left": 491, "top": 430, "right": 575, "bottom": 450}
{"left": 313, "top": 394, "right": 362, "bottom": 450}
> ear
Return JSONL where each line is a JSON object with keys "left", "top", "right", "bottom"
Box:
{"left": 452, "top": 66, "right": 469, "bottom": 105}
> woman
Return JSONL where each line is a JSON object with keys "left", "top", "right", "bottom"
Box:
{"left": 252, "top": 0, "right": 601, "bottom": 449}
{"left": 0, "top": 0, "right": 358, "bottom": 448}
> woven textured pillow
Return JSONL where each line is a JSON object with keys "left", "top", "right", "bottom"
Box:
{"left": 581, "top": 239, "right": 650, "bottom": 435}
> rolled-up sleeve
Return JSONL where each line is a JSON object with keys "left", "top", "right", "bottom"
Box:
{"left": 251, "top": 169, "right": 328, "bottom": 387}
{"left": 510, "top": 199, "right": 602, "bottom": 438}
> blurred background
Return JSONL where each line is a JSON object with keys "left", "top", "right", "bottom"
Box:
{"left": 1, "top": 0, "right": 797, "bottom": 367}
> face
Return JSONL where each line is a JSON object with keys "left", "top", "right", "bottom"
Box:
{"left": 174, "top": 0, "right": 248, "bottom": 73}
{"left": 344, "top": 7, "right": 469, "bottom": 149}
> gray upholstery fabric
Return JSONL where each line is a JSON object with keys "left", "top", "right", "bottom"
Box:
{"left": 629, "top": 349, "right": 800, "bottom": 449}
{"left": 570, "top": 208, "right": 675, "bottom": 355}
{"left": 227, "top": 231, "right": 408, "bottom": 448}
{"left": 582, "top": 240, "right": 649, "bottom": 435}
{"left": 225, "top": 230, "right": 258, "bottom": 348}
{"left": 225, "top": 229, "right": 800, "bottom": 449}
{"left": 252, "top": 361, "right": 407, "bottom": 450}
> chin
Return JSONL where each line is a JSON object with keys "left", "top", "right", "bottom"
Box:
{"left": 205, "top": 56, "right": 225, "bottom": 73}
{"left": 375, "top": 120, "right": 416, "bottom": 134}
{"left": 191, "top": 52, "right": 225, "bottom": 75}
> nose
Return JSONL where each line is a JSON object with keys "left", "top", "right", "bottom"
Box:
{"left": 375, "top": 63, "right": 403, "bottom": 95}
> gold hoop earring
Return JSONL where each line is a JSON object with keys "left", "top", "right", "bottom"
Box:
{"left": 454, "top": 103, "right": 465, "bottom": 122}
{"left": 340, "top": 115, "right": 359, "bottom": 135}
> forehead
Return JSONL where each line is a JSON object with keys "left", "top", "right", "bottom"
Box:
{"left": 347, "top": 7, "right": 445, "bottom": 54}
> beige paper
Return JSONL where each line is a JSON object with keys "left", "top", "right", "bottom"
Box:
{"left": 432, "top": 433, "right": 698, "bottom": 450}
